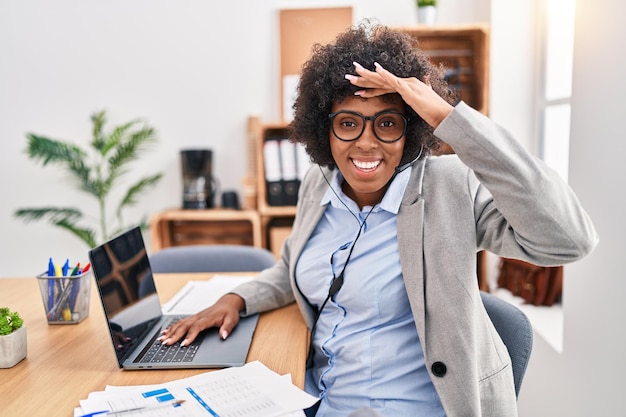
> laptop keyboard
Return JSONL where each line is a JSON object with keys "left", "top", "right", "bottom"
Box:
{"left": 135, "top": 317, "right": 204, "bottom": 364}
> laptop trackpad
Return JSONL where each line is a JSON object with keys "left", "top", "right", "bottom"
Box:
{"left": 192, "top": 314, "right": 259, "bottom": 368}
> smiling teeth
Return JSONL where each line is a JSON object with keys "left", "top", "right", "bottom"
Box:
{"left": 352, "top": 160, "right": 381, "bottom": 169}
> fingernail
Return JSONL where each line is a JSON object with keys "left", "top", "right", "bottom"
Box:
{"left": 221, "top": 330, "right": 229, "bottom": 340}
{"left": 374, "top": 62, "right": 382, "bottom": 69}
{"left": 345, "top": 74, "right": 356, "bottom": 81}
{"left": 354, "top": 90, "right": 364, "bottom": 96}
{"left": 353, "top": 61, "right": 363, "bottom": 69}
{"left": 181, "top": 339, "right": 188, "bottom": 347}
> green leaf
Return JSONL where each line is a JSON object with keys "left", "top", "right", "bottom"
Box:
{"left": 116, "top": 173, "right": 163, "bottom": 214}
{"left": 26, "top": 134, "right": 88, "bottom": 166}
{"left": 100, "top": 120, "right": 140, "bottom": 157}
{"left": 13, "top": 208, "right": 95, "bottom": 247}
{"left": 14, "top": 207, "right": 83, "bottom": 223}
{"left": 52, "top": 218, "right": 98, "bottom": 248}
{"left": 26, "top": 134, "right": 93, "bottom": 191}
{"left": 108, "top": 126, "right": 157, "bottom": 172}
{"left": 91, "top": 110, "right": 107, "bottom": 151}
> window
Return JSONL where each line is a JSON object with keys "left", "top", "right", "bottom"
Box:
{"left": 538, "top": 0, "right": 576, "bottom": 181}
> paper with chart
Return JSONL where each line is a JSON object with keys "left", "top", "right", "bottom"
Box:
{"left": 77, "top": 361, "right": 317, "bottom": 417}
{"left": 161, "top": 275, "right": 255, "bottom": 315}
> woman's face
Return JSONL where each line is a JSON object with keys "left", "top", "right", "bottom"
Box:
{"left": 329, "top": 95, "right": 406, "bottom": 208}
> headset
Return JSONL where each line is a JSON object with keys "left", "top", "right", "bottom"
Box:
{"left": 306, "top": 144, "right": 425, "bottom": 367}
{"left": 394, "top": 143, "right": 424, "bottom": 174}
{"left": 314, "top": 143, "right": 424, "bottom": 304}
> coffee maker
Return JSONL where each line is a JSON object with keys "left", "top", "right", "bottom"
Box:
{"left": 180, "top": 149, "right": 215, "bottom": 209}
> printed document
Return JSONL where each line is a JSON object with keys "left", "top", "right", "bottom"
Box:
{"left": 75, "top": 361, "right": 317, "bottom": 417}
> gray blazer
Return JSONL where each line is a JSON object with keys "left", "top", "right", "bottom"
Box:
{"left": 234, "top": 102, "right": 598, "bottom": 417}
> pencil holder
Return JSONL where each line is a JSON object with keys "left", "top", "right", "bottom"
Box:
{"left": 36, "top": 271, "right": 92, "bottom": 324}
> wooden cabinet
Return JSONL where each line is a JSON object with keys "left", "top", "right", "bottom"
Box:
{"left": 397, "top": 24, "right": 490, "bottom": 115}
{"left": 150, "top": 209, "right": 262, "bottom": 252}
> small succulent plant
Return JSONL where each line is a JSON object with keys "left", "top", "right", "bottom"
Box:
{"left": 0, "top": 307, "right": 24, "bottom": 336}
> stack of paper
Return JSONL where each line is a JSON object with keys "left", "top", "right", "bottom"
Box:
{"left": 161, "top": 275, "right": 255, "bottom": 315}
{"left": 74, "top": 361, "right": 317, "bottom": 417}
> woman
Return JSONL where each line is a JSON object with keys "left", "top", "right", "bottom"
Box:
{"left": 160, "top": 23, "right": 597, "bottom": 416}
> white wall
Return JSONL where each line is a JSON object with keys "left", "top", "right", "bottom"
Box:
{"left": 517, "top": 0, "right": 626, "bottom": 415}
{"left": 0, "top": 0, "right": 489, "bottom": 277}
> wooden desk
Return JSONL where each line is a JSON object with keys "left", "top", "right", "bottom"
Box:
{"left": 0, "top": 274, "right": 308, "bottom": 416}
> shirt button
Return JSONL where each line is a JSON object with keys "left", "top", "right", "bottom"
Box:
{"left": 431, "top": 361, "right": 447, "bottom": 377}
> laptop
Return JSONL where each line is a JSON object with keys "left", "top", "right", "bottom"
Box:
{"left": 88, "top": 226, "right": 258, "bottom": 370}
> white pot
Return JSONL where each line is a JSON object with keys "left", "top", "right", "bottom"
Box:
{"left": 0, "top": 325, "right": 27, "bottom": 368}
{"left": 418, "top": 6, "right": 438, "bottom": 25}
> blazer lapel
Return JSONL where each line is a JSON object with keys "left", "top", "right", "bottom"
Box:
{"left": 398, "top": 158, "right": 427, "bottom": 337}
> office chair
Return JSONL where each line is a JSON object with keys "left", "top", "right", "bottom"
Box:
{"left": 480, "top": 291, "right": 533, "bottom": 398}
{"left": 149, "top": 244, "right": 276, "bottom": 273}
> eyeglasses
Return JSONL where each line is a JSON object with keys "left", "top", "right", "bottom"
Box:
{"left": 329, "top": 110, "right": 408, "bottom": 143}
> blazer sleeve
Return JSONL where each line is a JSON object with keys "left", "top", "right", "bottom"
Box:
{"left": 434, "top": 101, "right": 598, "bottom": 265}
{"left": 229, "top": 166, "right": 325, "bottom": 316}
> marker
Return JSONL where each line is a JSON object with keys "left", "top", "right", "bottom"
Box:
{"left": 47, "top": 258, "right": 55, "bottom": 311}
{"left": 62, "top": 259, "right": 70, "bottom": 276}
{"left": 82, "top": 263, "right": 91, "bottom": 274}
{"left": 47, "top": 258, "right": 55, "bottom": 277}
{"left": 70, "top": 262, "right": 81, "bottom": 276}
{"left": 68, "top": 263, "right": 81, "bottom": 312}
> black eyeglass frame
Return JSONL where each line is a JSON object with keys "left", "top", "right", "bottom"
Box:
{"left": 328, "top": 110, "right": 408, "bottom": 143}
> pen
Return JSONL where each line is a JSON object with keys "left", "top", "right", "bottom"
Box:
{"left": 53, "top": 263, "right": 63, "bottom": 316}
{"left": 47, "top": 258, "right": 55, "bottom": 310}
{"left": 62, "top": 258, "right": 70, "bottom": 276}
{"left": 78, "top": 399, "right": 186, "bottom": 417}
{"left": 77, "top": 411, "right": 109, "bottom": 417}
{"left": 68, "top": 262, "right": 81, "bottom": 312}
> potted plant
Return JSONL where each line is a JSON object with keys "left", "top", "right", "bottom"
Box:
{"left": 14, "top": 110, "right": 163, "bottom": 247}
{"left": 0, "top": 307, "right": 26, "bottom": 368}
{"left": 417, "top": 0, "right": 438, "bottom": 25}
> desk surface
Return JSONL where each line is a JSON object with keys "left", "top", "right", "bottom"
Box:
{"left": 0, "top": 274, "right": 308, "bottom": 416}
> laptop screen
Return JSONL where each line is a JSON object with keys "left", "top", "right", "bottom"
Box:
{"left": 89, "top": 226, "right": 163, "bottom": 364}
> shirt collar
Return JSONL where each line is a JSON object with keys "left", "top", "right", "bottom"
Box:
{"left": 320, "top": 166, "right": 412, "bottom": 215}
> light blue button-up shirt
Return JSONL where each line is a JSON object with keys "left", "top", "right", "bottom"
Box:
{"left": 295, "top": 168, "right": 445, "bottom": 417}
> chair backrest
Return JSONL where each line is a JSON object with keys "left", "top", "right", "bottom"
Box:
{"left": 149, "top": 245, "right": 276, "bottom": 273}
{"left": 480, "top": 291, "right": 533, "bottom": 398}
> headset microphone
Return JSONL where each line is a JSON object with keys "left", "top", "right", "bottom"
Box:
{"left": 394, "top": 144, "right": 424, "bottom": 174}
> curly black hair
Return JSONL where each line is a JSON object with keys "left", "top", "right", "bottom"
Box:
{"left": 288, "top": 22, "right": 458, "bottom": 167}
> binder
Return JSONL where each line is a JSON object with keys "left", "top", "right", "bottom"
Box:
{"left": 279, "top": 139, "right": 299, "bottom": 206}
{"left": 295, "top": 143, "right": 311, "bottom": 181}
{"left": 263, "top": 139, "right": 284, "bottom": 206}
{"left": 263, "top": 138, "right": 312, "bottom": 207}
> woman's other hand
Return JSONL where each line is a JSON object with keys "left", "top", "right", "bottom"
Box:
{"left": 346, "top": 61, "right": 453, "bottom": 129}
{"left": 159, "top": 293, "right": 245, "bottom": 347}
